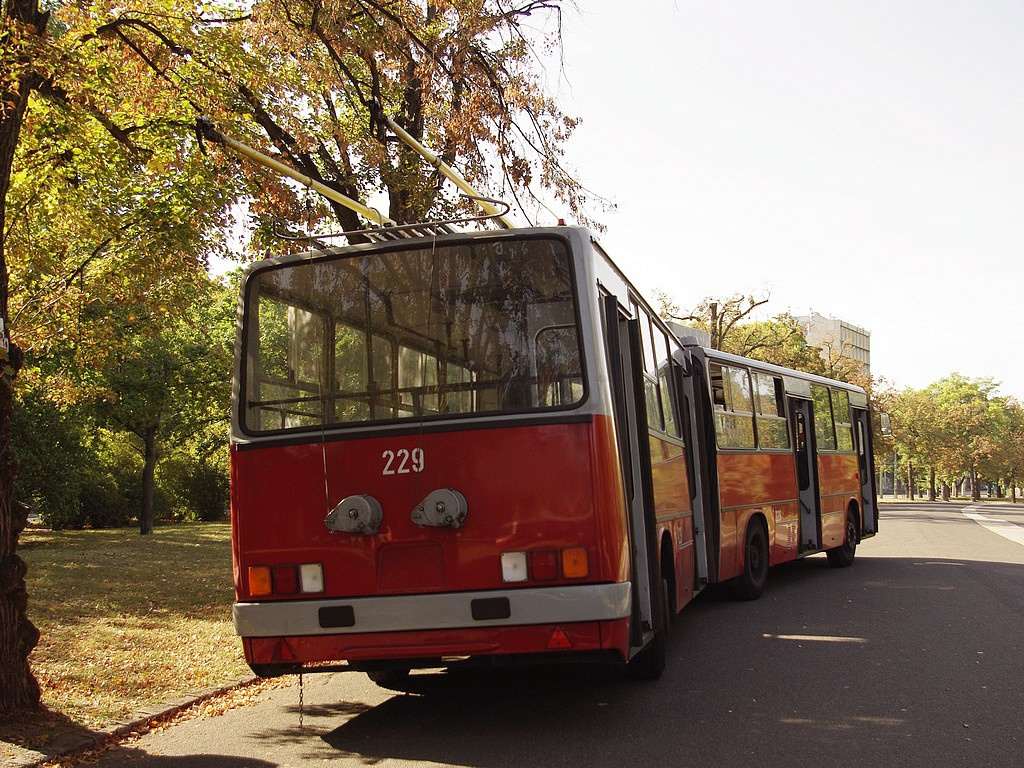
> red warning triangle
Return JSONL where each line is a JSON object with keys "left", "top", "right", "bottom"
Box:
{"left": 271, "top": 638, "right": 297, "bottom": 661}
{"left": 547, "top": 626, "right": 573, "bottom": 649}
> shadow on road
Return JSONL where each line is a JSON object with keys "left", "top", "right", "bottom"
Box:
{"left": 303, "top": 554, "right": 1023, "bottom": 768}
{"left": 92, "top": 749, "right": 276, "bottom": 767}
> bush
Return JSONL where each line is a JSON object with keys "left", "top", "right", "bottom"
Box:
{"left": 158, "top": 452, "right": 229, "bottom": 522}
{"left": 15, "top": 391, "right": 229, "bottom": 529}
{"left": 77, "top": 464, "right": 134, "bottom": 529}
{"left": 14, "top": 397, "right": 149, "bottom": 529}
{"left": 13, "top": 393, "right": 90, "bottom": 529}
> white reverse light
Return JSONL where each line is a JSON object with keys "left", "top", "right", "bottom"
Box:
{"left": 300, "top": 563, "right": 325, "bottom": 593}
{"left": 501, "top": 551, "right": 528, "bottom": 583}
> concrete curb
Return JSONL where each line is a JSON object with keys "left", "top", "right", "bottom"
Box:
{"left": 2, "top": 676, "right": 256, "bottom": 768}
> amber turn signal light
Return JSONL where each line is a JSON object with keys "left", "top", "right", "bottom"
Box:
{"left": 248, "top": 566, "right": 272, "bottom": 597}
{"left": 561, "top": 547, "right": 589, "bottom": 579}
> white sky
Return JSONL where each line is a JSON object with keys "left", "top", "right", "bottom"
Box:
{"left": 529, "top": 0, "right": 1024, "bottom": 398}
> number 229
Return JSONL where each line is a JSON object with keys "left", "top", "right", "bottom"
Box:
{"left": 382, "top": 448, "right": 424, "bottom": 475}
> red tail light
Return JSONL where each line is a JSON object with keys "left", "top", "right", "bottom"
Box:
{"left": 530, "top": 550, "right": 559, "bottom": 581}
{"left": 248, "top": 563, "right": 324, "bottom": 596}
{"left": 272, "top": 565, "right": 299, "bottom": 594}
{"left": 501, "top": 547, "right": 591, "bottom": 583}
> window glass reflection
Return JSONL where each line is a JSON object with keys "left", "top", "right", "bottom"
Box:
{"left": 244, "top": 238, "right": 584, "bottom": 432}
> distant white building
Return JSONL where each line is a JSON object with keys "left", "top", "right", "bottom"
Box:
{"left": 794, "top": 312, "right": 871, "bottom": 375}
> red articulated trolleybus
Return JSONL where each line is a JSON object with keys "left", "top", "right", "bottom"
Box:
{"left": 208, "top": 117, "right": 878, "bottom": 685}
{"left": 228, "top": 223, "right": 879, "bottom": 683}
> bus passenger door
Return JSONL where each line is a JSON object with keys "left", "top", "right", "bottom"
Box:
{"left": 677, "top": 348, "right": 714, "bottom": 588}
{"left": 788, "top": 397, "right": 822, "bottom": 553}
{"left": 852, "top": 408, "right": 879, "bottom": 536}
{"left": 601, "top": 295, "right": 661, "bottom": 658}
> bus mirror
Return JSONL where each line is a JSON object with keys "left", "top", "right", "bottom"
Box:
{"left": 412, "top": 488, "right": 468, "bottom": 529}
{"left": 325, "top": 494, "right": 383, "bottom": 535}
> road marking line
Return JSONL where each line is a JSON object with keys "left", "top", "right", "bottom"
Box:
{"left": 962, "top": 506, "right": 1024, "bottom": 546}
{"left": 864, "top": 581, "right": 955, "bottom": 590}
{"left": 763, "top": 633, "right": 868, "bottom": 644}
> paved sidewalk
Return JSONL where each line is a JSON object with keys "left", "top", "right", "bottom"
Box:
{"left": 1, "top": 676, "right": 254, "bottom": 768}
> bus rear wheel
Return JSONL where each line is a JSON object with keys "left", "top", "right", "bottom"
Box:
{"left": 367, "top": 668, "right": 412, "bottom": 689}
{"left": 826, "top": 508, "right": 858, "bottom": 568}
{"left": 627, "top": 578, "right": 669, "bottom": 680}
{"left": 730, "top": 521, "right": 768, "bottom": 601}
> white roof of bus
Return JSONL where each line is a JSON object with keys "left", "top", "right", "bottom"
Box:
{"left": 683, "top": 344, "right": 868, "bottom": 400}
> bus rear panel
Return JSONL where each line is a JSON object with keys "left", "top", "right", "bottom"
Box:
{"left": 230, "top": 232, "right": 634, "bottom": 674}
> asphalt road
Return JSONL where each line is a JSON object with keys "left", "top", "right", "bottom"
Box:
{"left": 92, "top": 501, "right": 1024, "bottom": 767}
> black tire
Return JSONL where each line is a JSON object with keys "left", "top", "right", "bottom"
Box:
{"left": 729, "top": 521, "right": 769, "bottom": 601}
{"left": 826, "top": 508, "right": 858, "bottom": 568}
{"left": 367, "top": 668, "right": 412, "bottom": 689}
{"left": 248, "top": 663, "right": 300, "bottom": 679}
{"left": 627, "top": 578, "right": 669, "bottom": 680}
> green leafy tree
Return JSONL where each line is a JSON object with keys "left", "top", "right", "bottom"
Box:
{"left": 927, "top": 375, "right": 1001, "bottom": 501}
{"left": 990, "top": 399, "right": 1024, "bottom": 502}
{"left": 658, "top": 292, "right": 768, "bottom": 352}
{"left": 885, "top": 386, "right": 950, "bottom": 500}
{"left": 2, "top": 0, "right": 587, "bottom": 715}
{"left": 657, "top": 292, "right": 868, "bottom": 382}
{"left": 11, "top": 389, "right": 95, "bottom": 529}
{"left": 92, "top": 277, "right": 234, "bottom": 534}
{"left": 729, "top": 313, "right": 828, "bottom": 374}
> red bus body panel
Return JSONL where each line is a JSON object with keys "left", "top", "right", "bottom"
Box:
{"left": 715, "top": 451, "right": 800, "bottom": 581}
{"left": 230, "top": 415, "right": 633, "bottom": 665}
{"left": 714, "top": 449, "right": 862, "bottom": 581}
{"left": 649, "top": 434, "right": 697, "bottom": 612}
{"left": 817, "top": 452, "right": 861, "bottom": 549}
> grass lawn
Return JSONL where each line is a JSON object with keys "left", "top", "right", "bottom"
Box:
{"left": 8, "top": 523, "right": 250, "bottom": 735}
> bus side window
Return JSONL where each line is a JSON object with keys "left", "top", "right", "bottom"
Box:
{"left": 637, "top": 303, "right": 658, "bottom": 373}
{"left": 633, "top": 304, "right": 664, "bottom": 431}
{"left": 710, "top": 363, "right": 755, "bottom": 449}
{"left": 811, "top": 384, "right": 837, "bottom": 450}
{"left": 655, "top": 328, "right": 679, "bottom": 437}
{"left": 753, "top": 372, "right": 790, "bottom": 449}
{"left": 832, "top": 389, "right": 854, "bottom": 452}
{"left": 710, "top": 364, "right": 727, "bottom": 409}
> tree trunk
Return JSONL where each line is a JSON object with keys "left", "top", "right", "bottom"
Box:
{"left": 928, "top": 467, "right": 936, "bottom": 501}
{"left": 0, "top": 0, "right": 49, "bottom": 715}
{"left": 941, "top": 482, "right": 950, "bottom": 502}
{"left": 0, "top": 346, "right": 41, "bottom": 714}
{"left": 908, "top": 461, "right": 915, "bottom": 500}
{"left": 140, "top": 424, "right": 159, "bottom": 535}
{"left": 970, "top": 468, "right": 980, "bottom": 502}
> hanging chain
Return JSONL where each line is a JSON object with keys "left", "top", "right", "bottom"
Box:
{"left": 298, "top": 672, "right": 305, "bottom": 729}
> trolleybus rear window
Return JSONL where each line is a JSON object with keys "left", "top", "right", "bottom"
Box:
{"left": 241, "top": 237, "right": 585, "bottom": 434}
